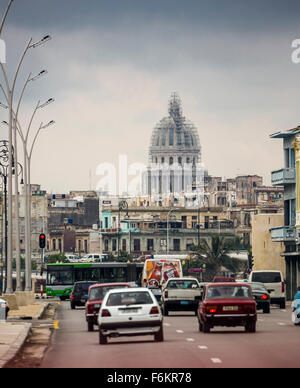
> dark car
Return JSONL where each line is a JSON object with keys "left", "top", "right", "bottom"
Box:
{"left": 85, "top": 283, "right": 131, "bottom": 331}
{"left": 197, "top": 283, "right": 257, "bottom": 333}
{"left": 70, "top": 281, "right": 98, "bottom": 309}
{"left": 249, "top": 282, "right": 271, "bottom": 314}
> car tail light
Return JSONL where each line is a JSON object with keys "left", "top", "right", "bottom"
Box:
{"left": 165, "top": 290, "right": 168, "bottom": 298}
{"left": 101, "top": 309, "right": 111, "bottom": 317}
{"left": 150, "top": 306, "right": 160, "bottom": 315}
{"left": 261, "top": 294, "right": 268, "bottom": 300}
{"left": 282, "top": 282, "right": 285, "bottom": 293}
{"left": 88, "top": 305, "right": 95, "bottom": 313}
{"left": 71, "top": 296, "right": 75, "bottom": 300}
{"left": 206, "top": 305, "right": 217, "bottom": 314}
{"left": 245, "top": 305, "right": 256, "bottom": 314}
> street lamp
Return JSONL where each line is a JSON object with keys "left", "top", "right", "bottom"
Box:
{"left": 118, "top": 200, "right": 128, "bottom": 260}
{"left": 167, "top": 208, "right": 176, "bottom": 254}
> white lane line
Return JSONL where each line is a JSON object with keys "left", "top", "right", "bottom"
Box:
{"left": 211, "top": 358, "right": 222, "bottom": 364}
{"left": 277, "top": 322, "right": 286, "bottom": 326}
{"left": 198, "top": 345, "right": 208, "bottom": 350}
{"left": 186, "top": 338, "right": 195, "bottom": 342}
{"left": 164, "top": 323, "right": 171, "bottom": 327}
{"left": 176, "top": 330, "right": 184, "bottom": 333}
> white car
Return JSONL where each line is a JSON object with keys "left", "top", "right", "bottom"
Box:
{"left": 97, "top": 288, "right": 163, "bottom": 344}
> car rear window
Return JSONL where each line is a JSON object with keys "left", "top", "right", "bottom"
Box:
{"left": 89, "top": 285, "right": 128, "bottom": 301}
{"left": 206, "top": 285, "right": 252, "bottom": 300}
{"left": 167, "top": 280, "right": 199, "bottom": 289}
{"left": 250, "top": 283, "right": 268, "bottom": 292}
{"left": 106, "top": 291, "right": 153, "bottom": 306}
{"left": 251, "top": 272, "right": 282, "bottom": 283}
{"left": 74, "top": 283, "right": 96, "bottom": 292}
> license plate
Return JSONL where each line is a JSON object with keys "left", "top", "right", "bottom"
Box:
{"left": 81, "top": 299, "right": 86, "bottom": 304}
{"left": 223, "top": 306, "right": 238, "bottom": 311}
{"left": 121, "top": 308, "right": 138, "bottom": 314}
{"left": 180, "top": 301, "right": 189, "bottom": 305}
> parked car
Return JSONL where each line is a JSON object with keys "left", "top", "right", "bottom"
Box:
{"left": 248, "top": 270, "right": 286, "bottom": 309}
{"left": 65, "top": 254, "right": 80, "bottom": 263}
{"left": 98, "top": 288, "right": 163, "bottom": 344}
{"left": 212, "top": 276, "right": 236, "bottom": 283}
{"left": 70, "top": 281, "right": 98, "bottom": 309}
{"left": 197, "top": 283, "right": 257, "bottom": 333}
{"left": 85, "top": 282, "right": 131, "bottom": 331}
{"left": 248, "top": 282, "right": 271, "bottom": 314}
{"left": 0, "top": 298, "right": 9, "bottom": 319}
{"left": 161, "top": 278, "right": 202, "bottom": 316}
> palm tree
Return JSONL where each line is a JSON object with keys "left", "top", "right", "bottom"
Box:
{"left": 193, "top": 235, "right": 241, "bottom": 281}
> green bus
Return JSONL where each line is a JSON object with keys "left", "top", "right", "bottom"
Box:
{"left": 46, "top": 262, "right": 144, "bottom": 300}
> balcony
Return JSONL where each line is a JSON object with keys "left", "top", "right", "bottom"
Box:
{"left": 270, "top": 226, "right": 296, "bottom": 242}
{"left": 271, "top": 168, "right": 295, "bottom": 186}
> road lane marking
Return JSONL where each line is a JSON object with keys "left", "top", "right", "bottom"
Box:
{"left": 163, "top": 323, "right": 171, "bottom": 327}
{"left": 211, "top": 358, "right": 222, "bottom": 364}
{"left": 176, "top": 330, "right": 184, "bottom": 333}
{"left": 198, "top": 346, "right": 208, "bottom": 350}
{"left": 277, "top": 322, "right": 286, "bottom": 326}
{"left": 186, "top": 338, "right": 195, "bottom": 342}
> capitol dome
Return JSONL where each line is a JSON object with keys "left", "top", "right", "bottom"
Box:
{"left": 149, "top": 93, "right": 201, "bottom": 166}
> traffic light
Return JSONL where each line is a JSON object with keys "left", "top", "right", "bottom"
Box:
{"left": 39, "top": 233, "right": 46, "bottom": 249}
{"left": 248, "top": 254, "right": 254, "bottom": 270}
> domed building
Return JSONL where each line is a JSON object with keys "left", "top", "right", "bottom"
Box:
{"left": 149, "top": 93, "right": 201, "bottom": 166}
{"left": 143, "top": 93, "right": 204, "bottom": 202}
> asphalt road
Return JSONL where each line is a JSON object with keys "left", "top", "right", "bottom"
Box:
{"left": 41, "top": 301, "right": 300, "bottom": 368}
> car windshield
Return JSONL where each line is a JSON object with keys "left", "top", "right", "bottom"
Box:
{"left": 251, "top": 272, "right": 281, "bottom": 283}
{"left": 89, "top": 285, "right": 127, "bottom": 301}
{"left": 106, "top": 291, "right": 153, "bottom": 306}
{"left": 206, "top": 285, "right": 252, "bottom": 300}
{"left": 250, "top": 283, "right": 268, "bottom": 292}
{"left": 167, "top": 280, "right": 198, "bottom": 289}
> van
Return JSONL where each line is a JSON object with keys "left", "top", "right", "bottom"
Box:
{"left": 79, "top": 254, "right": 109, "bottom": 263}
{"left": 248, "top": 270, "right": 286, "bottom": 309}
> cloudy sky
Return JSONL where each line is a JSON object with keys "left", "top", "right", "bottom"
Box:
{"left": 1, "top": 0, "right": 300, "bottom": 194}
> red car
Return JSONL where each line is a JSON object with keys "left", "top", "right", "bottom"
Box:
{"left": 197, "top": 283, "right": 257, "bottom": 333}
{"left": 212, "top": 276, "right": 236, "bottom": 283}
{"left": 85, "top": 283, "right": 131, "bottom": 331}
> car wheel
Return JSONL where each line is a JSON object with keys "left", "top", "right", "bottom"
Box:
{"left": 99, "top": 330, "right": 107, "bottom": 345}
{"left": 280, "top": 300, "right": 286, "bottom": 309}
{"left": 245, "top": 322, "right": 256, "bottom": 333}
{"left": 263, "top": 305, "right": 270, "bottom": 314}
{"left": 154, "top": 325, "right": 164, "bottom": 342}
{"left": 203, "top": 322, "right": 210, "bottom": 333}
{"left": 71, "top": 302, "right": 76, "bottom": 310}
{"left": 88, "top": 322, "right": 94, "bottom": 332}
{"left": 163, "top": 306, "right": 169, "bottom": 316}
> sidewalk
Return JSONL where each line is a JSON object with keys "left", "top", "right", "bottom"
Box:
{"left": 0, "top": 301, "right": 49, "bottom": 368}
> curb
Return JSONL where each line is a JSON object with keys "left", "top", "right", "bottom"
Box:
{"left": 0, "top": 323, "right": 32, "bottom": 368}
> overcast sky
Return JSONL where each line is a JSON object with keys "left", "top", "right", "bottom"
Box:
{"left": 1, "top": 0, "right": 300, "bottom": 194}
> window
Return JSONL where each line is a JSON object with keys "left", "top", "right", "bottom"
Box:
{"left": 104, "top": 240, "right": 109, "bottom": 252}
{"left": 112, "top": 239, "right": 117, "bottom": 251}
{"left": 169, "top": 157, "right": 174, "bottom": 165}
{"left": 169, "top": 129, "right": 174, "bottom": 146}
{"left": 178, "top": 156, "right": 182, "bottom": 165}
{"left": 173, "top": 239, "right": 180, "bottom": 251}
{"left": 84, "top": 240, "right": 88, "bottom": 253}
{"left": 133, "top": 239, "right": 141, "bottom": 252}
{"left": 122, "top": 239, "right": 126, "bottom": 252}
{"left": 58, "top": 239, "right": 62, "bottom": 252}
{"left": 147, "top": 239, "right": 154, "bottom": 251}
{"left": 52, "top": 239, "right": 56, "bottom": 251}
